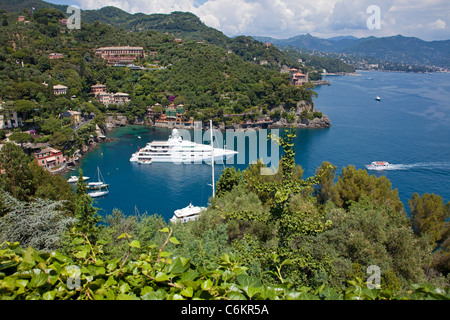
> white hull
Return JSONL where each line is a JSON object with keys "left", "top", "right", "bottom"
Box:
{"left": 68, "top": 176, "right": 89, "bottom": 183}
{"left": 130, "top": 129, "right": 237, "bottom": 163}
{"left": 366, "top": 161, "right": 390, "bottom": 170}
{"left": 88, "top": 190, "right": 109, "bottom": 197}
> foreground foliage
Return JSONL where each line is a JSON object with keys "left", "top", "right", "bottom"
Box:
{"left": 1, "top": 232, "right": 449, "bottom": 300}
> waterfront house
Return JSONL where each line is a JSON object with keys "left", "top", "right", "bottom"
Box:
{"left": 53, "top": 84, "right": 68, "bottom": 96}
{"left": 95, "top": 46, "right": 145, "bottom": 65}
{"left": 34, "top": 147, "right": 67, "bottom": 170}
{"left": 18, "top": 16, "right": 25, "bottom": 22}
{"left": 289, "top": 68, "right": 308, "bottom": 86}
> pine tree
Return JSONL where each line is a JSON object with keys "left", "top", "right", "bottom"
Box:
{"left": 73, "top": 169, "right": 101, "bottom": 239}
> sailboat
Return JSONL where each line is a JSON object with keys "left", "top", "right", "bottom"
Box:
{"left": 170, "top": 120, "right": 216, "bottom": 223}
{"left": 87, "top": 167, "right": 109, "bottom": 198}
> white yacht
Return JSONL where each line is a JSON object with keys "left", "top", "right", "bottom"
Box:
{"left": 365, "top": 161, "right": 390, "bottom": 170}
{"left": 67, "top": 175, "right": 89, "bottom": 183}
{"left": 130, "top": 128, "right": 237, "bottom": 163}
{"left": 170, "top": 203, "right": 206, "bottom": 223}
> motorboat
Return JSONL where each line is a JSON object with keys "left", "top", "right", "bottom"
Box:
{"left": 130, "top": 128, "right": 237, "bottom": 163}
{"left": 67, "top": 175, "right": 89, "bottom": 183}
{"left": 365, "top": 161, "right": 390, "bottom": 170}
{"left": 170, "top": 203, "right": 206, "bottom": 223}
{"left": 375, "top": 96, "right": 381, "bottom": 101}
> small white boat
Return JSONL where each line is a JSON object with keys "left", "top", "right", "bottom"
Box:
{"left": 67, "top": 175, "right": 89, "bottom": 183}
{"left": 365, "top": 161, "right": 390, "bottom": 170}
{"left": 375, "top": 96, "right": 381, "bottom": 101}
{"left": 170, "top": 203, "right": 206, "bottom": 223}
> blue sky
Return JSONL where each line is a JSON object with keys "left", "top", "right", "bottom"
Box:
{"left": 45, "top": 0, "right": 450, "bottom": 41}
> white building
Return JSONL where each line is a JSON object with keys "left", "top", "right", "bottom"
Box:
{"left": 0, "top": 104, "right": 23, "bottom": 129}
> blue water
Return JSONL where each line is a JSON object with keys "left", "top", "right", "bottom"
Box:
{"left": 68, "top": 71, "right": 450, "bottom": 219}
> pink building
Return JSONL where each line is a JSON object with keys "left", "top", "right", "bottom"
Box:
{"left": 34, "top": 148, "right": 66, "bottom": 170}
{"left": 91, "top": 84, "right": 107, "bottom": 95}
{"left": 95, "top": 46, "right": 145, "bottom": 65}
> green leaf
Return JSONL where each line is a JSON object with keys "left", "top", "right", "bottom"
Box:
{"left": 29, "top": 271, "right": 48, "bottom": 288}
{"left": 155, "top": 272, "right": 169, "bottom": 282}
{"left": 104, "top": 276, "right": 117, "bottom": 288}
{"left": 129, "top": 240, "right": 140, "bottom": 249}
{"left": 159, "top": 251, "right": 172, "bottom": 258}
{"left": 118, "top": 233, "right": 131, "bottom": 240}
{"left": 201, "top": 279, "right": 213, "bottom": 291}
{"left": 280, "top": 259, "right": 294, "bottom": 267}
{"left": 169, "top": 237, "right": 181, "bottom": 245}
{"left": 227, "top": 291, "right": 247, "bottom": 300}
{"left": 43, "top": 290, "right": 56, "bottom": 300}
{"left": 181, "top": 286, "right": 193, "bottom": 298}
{"left": 159, "top": 227, "right": 170, "bottom": 233}
{"left": 50, "top": 251, "right": 69, "bottom": 263}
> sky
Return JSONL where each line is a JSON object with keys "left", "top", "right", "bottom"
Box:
{"left": 46, "top": 0, "right": 450, "bottom": 41}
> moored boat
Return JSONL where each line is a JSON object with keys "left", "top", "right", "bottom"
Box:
{"left": 130, "top": 128, "right": 237, "bottom": 163}
{"left": 170, "top": 203, "right": 206, "bottom": 223}
{"left": 67, "top": 175, "right": 89, "bottom": 183}
{"left": 87, "top": 167, "right": 109, "bottom": 197}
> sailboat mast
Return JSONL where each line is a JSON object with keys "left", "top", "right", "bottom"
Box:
{"left": 210, "top": 120, "right": 215, "bottom": 198}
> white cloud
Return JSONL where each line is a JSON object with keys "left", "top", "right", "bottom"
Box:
{"left": 75, "top": 0, "right": 450, "bottom": 40}
{"left": 429, "top": 19, "right": 447, "bottom": 30}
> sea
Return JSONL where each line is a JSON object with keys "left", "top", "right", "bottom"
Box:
{"left": 66, "top": 71, "right": 450, "bottom": 220}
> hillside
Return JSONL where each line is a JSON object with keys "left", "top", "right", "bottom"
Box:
{"left": 254, "top": 34, "right": 450, "bottom": 68}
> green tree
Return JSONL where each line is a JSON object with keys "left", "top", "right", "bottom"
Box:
{"left": 314, "top": 161, "right": 337, "bottom": 205}
{"left": 215, "top": 167, "right": 242, "bottom": 197}
{"left": 0, "top": 143, "right": 35, "bottom": 202}
{"left": 331, "top": 165, "right": 404, "bottom": 213}
{"left": 13, "top": 99, "right": 36, "bottom": 123}
{"left": 408, "top": 193, "right": 450, "bottom": 248}
{"left": 73, "top": 170, "right": 101, "bottom": 239}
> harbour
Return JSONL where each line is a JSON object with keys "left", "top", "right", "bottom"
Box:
{"left": 67, "top": 71, "right": 450, "bottom": 220}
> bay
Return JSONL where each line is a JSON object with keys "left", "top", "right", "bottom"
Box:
{"left": 68, "top": 71, "right": 450, "bottom": 220}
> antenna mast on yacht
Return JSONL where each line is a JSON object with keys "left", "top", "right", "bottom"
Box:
{"left": 210, "top": 119, "right": 215, "bottom": 198}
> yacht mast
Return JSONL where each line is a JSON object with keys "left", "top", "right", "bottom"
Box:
{"left": 210, "top": 119, "right": 215, "bottom": 198}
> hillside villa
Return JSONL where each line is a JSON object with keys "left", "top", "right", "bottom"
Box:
{"left": 91, "top": 84, "right": 130, "bottom": 106}
{"left": 95, "top": 46, "right": 145, "bottom": 65}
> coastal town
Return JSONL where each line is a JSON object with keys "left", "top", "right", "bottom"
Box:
{"left": 0, "top": 39, "right": 331, "bottom": 174}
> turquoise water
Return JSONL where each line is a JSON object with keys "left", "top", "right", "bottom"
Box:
{"left": 69, "top": 71, "right": 450, "bottom": 220}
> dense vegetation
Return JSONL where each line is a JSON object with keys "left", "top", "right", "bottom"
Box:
{"left": 0, "top": 5, "right": 324, "bottom": 157}
{"left": 0, "top": 130, "right": 449, "bottom": 300}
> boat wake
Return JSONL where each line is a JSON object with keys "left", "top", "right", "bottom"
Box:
{"left": 376, "top": 162, "right": 450, "bottom": 171}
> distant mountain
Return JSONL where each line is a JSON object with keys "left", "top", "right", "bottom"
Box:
{"left": 81, "top": 7, "right": 230, "bottom": 47}
{"left": 254, "top": 34, "right": 450, "bottom": 68}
